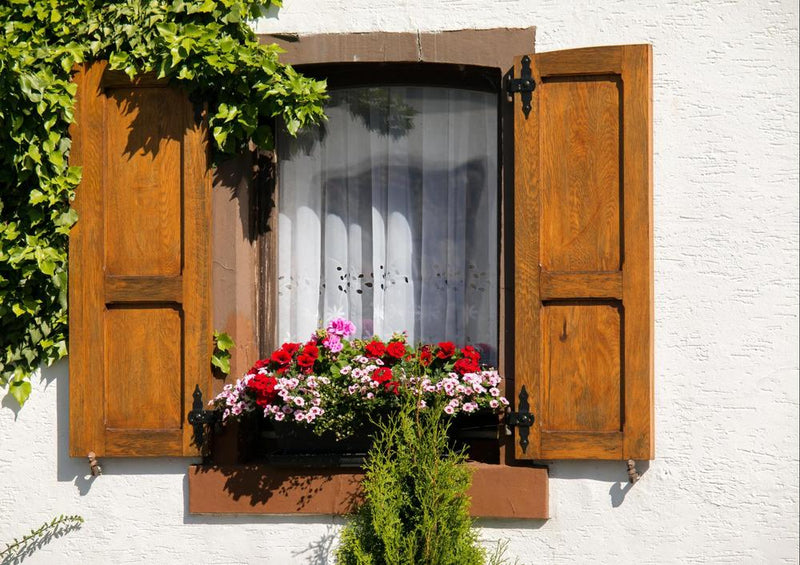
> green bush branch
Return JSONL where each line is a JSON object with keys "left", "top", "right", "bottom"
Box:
{"left": 0, "top": 1, "right": 326, "bottom": 406}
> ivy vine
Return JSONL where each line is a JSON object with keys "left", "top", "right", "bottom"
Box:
{"left": 0, "top": 0, "right": 327, "bottom": 406}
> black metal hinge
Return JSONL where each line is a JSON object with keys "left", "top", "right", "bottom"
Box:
{"left": 187, "top": 385, "right": 217, "bottom": 449}
{"left": 506, "top": 384, "right": 535, "bottom": 453}
{"left": 507, "top": 55, "right": 535, "bottom": 118}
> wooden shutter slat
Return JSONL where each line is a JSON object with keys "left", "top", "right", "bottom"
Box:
{"left": 621, "top": 44, "right": 654, "bottom": 460}
{"left": 512, "top": 45, "right": 653, "bottom": 461}
{"left": 540, "top": 431, "right": 623, "bottom": 459}
{"left": 104, "top": 429, "right": 183, "bottom": 457}
{"left": 540, "top": 271, "right": 622, "bottom": 300}
{"left": 105, "top": 276, "right": 183, "bottom": 303}
{"left": 535, "top": 45, "right": 623, "bottom": 76}
{"left": 69, "top": 62, "right": 212, "bottom": 457}
{"left": 69, "top": 63, "right": 107, "bottom": 456}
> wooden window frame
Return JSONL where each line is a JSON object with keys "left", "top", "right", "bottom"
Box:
{"left": 197, "top": 28, "right": 550, "bottom": 519}
{"left": 211, "top": 28, "right": 537, "bottom": 458}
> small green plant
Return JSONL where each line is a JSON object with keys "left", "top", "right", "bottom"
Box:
{"left": 211, "top": 330, "right": 235, "bottom": 376}
{"left": 335, "top": 396, "right": 485, "bottom": 565}
{"left": 0, "top": 514, "right": 84, "bottom": 563}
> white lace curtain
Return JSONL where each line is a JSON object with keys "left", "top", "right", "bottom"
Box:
{"left": 277, "top": 86, "right": 498, "bottom": 360}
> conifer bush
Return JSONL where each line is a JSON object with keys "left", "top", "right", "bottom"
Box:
{"left": 336, "top": 396, "right": 486, "bottom": 565}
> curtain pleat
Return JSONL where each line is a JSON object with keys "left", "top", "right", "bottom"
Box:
{"left": 277, "top": 86, "right": 498, "bottom": 361}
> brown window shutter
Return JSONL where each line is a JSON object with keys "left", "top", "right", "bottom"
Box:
{"left": 512, "top": 45, "right": 653, "bottom": 460}
{"left": 69, "top": 63, "right": 212, "bottom": 457}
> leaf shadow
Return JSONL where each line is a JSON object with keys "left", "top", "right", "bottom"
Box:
{"left": 0, "top": 517, "right": 83, "bottom": 565}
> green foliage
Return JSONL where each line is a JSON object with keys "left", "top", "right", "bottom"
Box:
{"left": 0, "top": 0, "right": 326, "bottom": 406}
{"left": 211, "top": 330, "right": 235, "bottom": 375}
{"left": 0, "top": 514, "right": 84, "bottom": 561}
{"left": 336, "top": 397, "right": 486, "bottom": 565}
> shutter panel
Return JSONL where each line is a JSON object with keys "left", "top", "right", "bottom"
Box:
{"left": 512, "top": 45, "right": 653, "bottom": 460}
{"left": 69, "top": 63, "right": 212, "bottom": 457}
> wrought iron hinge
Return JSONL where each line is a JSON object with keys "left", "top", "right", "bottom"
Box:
{"left": 506, "top": 385, "right": 535, "bottom": 453}
{"left": 187, "top": 385, "right": 217, "bottom": 449}
{"left": 507, "top": 55, "right": 535, "bottom": 118}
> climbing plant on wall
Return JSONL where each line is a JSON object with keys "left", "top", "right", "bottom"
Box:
{"left": 0, "top": 0, "right": 327, "bottom": 406}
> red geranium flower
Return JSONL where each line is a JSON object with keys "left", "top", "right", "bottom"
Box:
{"left": 251, "top": 358, "right": 270, "bottom": 371}
{"left": 436, "top": 341, "right": 456, "bottom": 359}
{"left": 365, "top": 340, "right": 386, "bottom": 358}
{"left": 270, "top": 349, "right": 292, "bottom": 366}
{"left": 282, "top": 342, "right": 301, "bottom": 356}
{"left": 248, "top": 374, "right": 278, "bottom": 407}
{"left": 371, "top": 367, "right": 393, "bottom": 384}
{"left": 386, "top": 341, "right": 406, "bottom": 359}
{"left": 453, "top": 357, "right": 480, "bottom": 375}
{"left": 303, "top": 342, "right": 319, "bottom": 359}
{"left": 461, "top": 345, "right": 481, "bottom": 362}
{"left": 384, "top": 380, "right": 400, "bottom": 395}
{"left": 419, "top": 346, "right": 433, "bottom": 367}
{"left": 296, "top": 353, "right": 316, "bottom": 369}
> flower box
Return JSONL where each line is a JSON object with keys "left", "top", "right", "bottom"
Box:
{"left": 210, "top": 318, "right": 509, "bottom": 465}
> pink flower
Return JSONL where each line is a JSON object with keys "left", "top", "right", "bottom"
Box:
{"left": 327, "top": 318, "right": 357, "bottom": 338}
{"left": 323, "top": 334, "right": 343, "bottom": 352}
{"left": 444, "top": 405, "right": 455, "bottom": 415}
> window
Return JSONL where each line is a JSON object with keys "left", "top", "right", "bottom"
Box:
{"left": 68, "top": 36, "right": 653, "bottom": 476}
{"left": 275, "top": 80, "right": 499, "bottom": 361}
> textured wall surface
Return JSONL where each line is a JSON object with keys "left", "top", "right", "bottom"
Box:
{"left": 1, "top": 1, "right": 798, "bottom": 563}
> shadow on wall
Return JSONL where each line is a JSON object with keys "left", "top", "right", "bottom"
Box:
{"left": 548, "top": 459, "right": 651, "bottom": 508}
{"left": 49, "top": 354, "right": 649, "bottom": 509}
{"left": 48, "top": 361, "right": 196, "bottom": 498}
{"left": 0, "top": 515, "right": 83, "bottom": 565}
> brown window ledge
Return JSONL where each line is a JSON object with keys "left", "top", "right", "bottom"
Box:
{"left": 188, "top": 463, "right": 548, "bottom": 519}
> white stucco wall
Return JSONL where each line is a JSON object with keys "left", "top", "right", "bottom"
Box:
{"left": 2, "top": 1, "right": 798, "bottom": 563}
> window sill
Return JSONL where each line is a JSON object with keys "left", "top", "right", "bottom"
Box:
{"left": 188, "top": 463, "right": 548, "bottom": 519}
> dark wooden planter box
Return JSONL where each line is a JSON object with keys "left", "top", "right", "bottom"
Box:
{"left": 216, "top": 410, "right": 501, "bottom": 466}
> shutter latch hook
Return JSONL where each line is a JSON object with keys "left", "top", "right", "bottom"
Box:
{"left": 627, "top": 459, "right": 640, "bottom": 484}
{"left": 88, "top": 452, "right": 102, "bottom": 476}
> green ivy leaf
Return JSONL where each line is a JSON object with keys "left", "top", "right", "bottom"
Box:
{"left": 8, "top": 378, "right": 32, "bottom": 406}
{"left": 0, "top": 0, "right": 326, "bottom": 410}
{"left": 210, "top": 354, "right": 230, "bottom": 374}
{"left": 214, "top": 331, "right": 235, "bottom": 352}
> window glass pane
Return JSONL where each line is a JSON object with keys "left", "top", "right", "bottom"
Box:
{"left": 277, "top": 86, "right": 498, "bottom": 361}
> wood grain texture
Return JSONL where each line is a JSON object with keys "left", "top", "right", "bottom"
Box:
{"left": 542, "top": 303, "right": 621, "bottom": 432}
{"left": 540, "top": 431, "right": 623, "bottom": 459}
{"left": 70, "top": 64, "right": 212, "bottom": 457}
{"left": 621, "top": 44, "right": 654, "bottom": 460}
{"left": 535, "top": 45, "right": 623, "bottom": 77}
{"left": 181, "top": 100, "right": 212, "bottom": 455}
{"left": 211, "top": 154, "right": 260, "bottom": 391}
{"left": 540, "top": 271, "right": 622, "bottom": 300}
{"left": 512, "top": 54, "right": 542, "bottom": 460}
{"left": 69, "top": 62, "right": 107, "bottom": 457}
{"left": 104, "top": 307, "right": 182, "bottom": 429}
{"left": 105, "top": 276, "right": 182, "bottom": 303}
{"left": 104, "top": 87, "right": 183, "bottom": 277}
{"left": 104, "top": 429, "right": 183, "bottom": 457}
{"left": 540, "top": 75, "right": 621, "bottom": 272}
{"left": 513, "top": 45, "right": 653, "bottom": 460}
